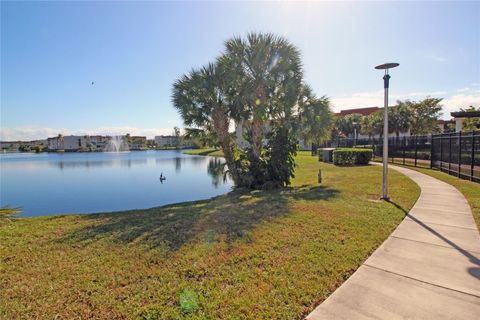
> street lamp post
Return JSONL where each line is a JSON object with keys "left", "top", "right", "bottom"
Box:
{"left": 375, "top": 62, "right": 399, "bottom": 200}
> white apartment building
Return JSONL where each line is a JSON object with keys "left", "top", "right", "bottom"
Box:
{"left": 47, "top": 135, "right": 87, "bottom": 150}
{"left": 155, "top": 135, "right": 179, "bottom": 147}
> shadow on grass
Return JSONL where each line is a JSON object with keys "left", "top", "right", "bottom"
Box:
{"left": 59, "top": 185, "right": 339, "bottom": 251}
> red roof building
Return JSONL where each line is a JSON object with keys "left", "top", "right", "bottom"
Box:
{"left": 335, "top": 107, "right": 380, "bottom": 117}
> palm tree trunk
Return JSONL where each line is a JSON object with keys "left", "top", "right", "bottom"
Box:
{"left": 212, "top": 108, "right": 240, "bottom": 186}
{"left": 250, "top": 83, "right": 265, "bottom": 163}
{"left": 251, "top": 117, "right": 263, "bottom": 159}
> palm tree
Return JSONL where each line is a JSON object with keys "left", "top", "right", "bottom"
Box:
{"left": 84, "top": 135, "right": 91, "bottom": 148}
{"left": 184, "top": 126, "right": 219, "bottom": 148}
{"left": 56, "top": 133, "right": 64, "bottom": 150}
{"left": 361, "top": 115, "right": 375, "bottom": 140}
{"left": 298, "top": 85, "right": 333, "bottom": 154}
{"left": 334, "top": 113, "right": 362, "bottom": 138}
{"left": 172, "top": 62, "right": 241, "bottom": 185}
{"left": 361, "top": 111, "right": 384, "bottom": 140}
{"left": 223, "top": 33, "right": 303, "bottom": 164}
{"left": 389, "top": 104, "right": 413, "bottom": 137}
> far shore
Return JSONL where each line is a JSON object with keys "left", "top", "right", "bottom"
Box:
{"left": 0, "top": 147, "right": 195, "bottom": 154}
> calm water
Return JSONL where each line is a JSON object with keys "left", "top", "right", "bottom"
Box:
{"left": 0, "top": 150, "right": 232, "bottom": 217}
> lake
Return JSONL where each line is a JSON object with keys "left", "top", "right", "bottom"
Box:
{"left": 0, "top": 150, "right": 232, "bottom": 217}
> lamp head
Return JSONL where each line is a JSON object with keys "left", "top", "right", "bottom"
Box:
{"left": 375, "top": 63, "right": 399, "bottom": 70}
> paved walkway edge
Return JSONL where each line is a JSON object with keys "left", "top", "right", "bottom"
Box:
{"left": 306, "top": 164, "right": 480, "bottom": 320}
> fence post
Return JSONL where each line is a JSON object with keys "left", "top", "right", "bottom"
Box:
{"left": 430, "top": 135, "right": 433, "bottom": 169}
{"left": 403, "top": 136, "right": 406, "bottom": 165}
{"left": 390, "top": 137, "right": 393, "bottom": 164}
{"left": 458, "top": 132, "right": 462, "bottom": 177}
{"left": 448, "top": 133, "right": 452, "bottom": 174}
{"left": 414, "top": 135, "right": 418, "bottom": 167}
{"left": 440, "top": 134, "right": 443, "bottom": 171}
{"left": 471, "top": 132, "right": 475, "bottom": 181}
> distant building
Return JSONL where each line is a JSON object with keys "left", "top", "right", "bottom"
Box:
{"left": 0, "top": 139, "right": 47, "bottom": 151}
{"left": 130, "top": 136, "right": 147, "bottom": 149}
{"left": 46, "top": 135, "right": 112, "bottom": 151}
{"left": 146, "top": 139, "right": 157, "bottom": 148}
{"left": 0, "top": 141, "right": 22, "bottom": 151}
{"left": 63, "top": 136, "right": 86, "bottom": 150}
{"left": 155, "top": 135, "right": 179, "bottom": 147}
{"left": 437, "top": 119, "right": 455, "bottom": 133}
{"left": 334, "top": 106, "right": 380, "bottom": 117}
{"left": 46, "top": 135, "right": 86, "bottom": 151}
{"left": 451, "top": 110, "right": 480, "bottom": 132}
{"left": 88, "top": 135, "right": 109, "bottom": 149}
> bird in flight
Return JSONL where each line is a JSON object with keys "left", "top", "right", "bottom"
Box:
{"left": 91, "top": 81, "right": 94, "bottom": 85}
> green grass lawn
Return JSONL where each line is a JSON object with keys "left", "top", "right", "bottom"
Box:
{"left": 183, "top": 149, "right": 224, "bottom": 157}
{"left": 0, "top": 152, "right": 420, "bottom": 319}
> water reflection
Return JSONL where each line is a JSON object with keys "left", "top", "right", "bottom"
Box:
{"left": 50, "top": 158, "right": 148, "bottom": 170}
{"left": 175, "top": 157, "right": 182, "bottom": 172}
{"left": 207, "top": 158, "right": 227, "bottom": 188}
{"left": 0, "top": 151, "right": 233, "bottom": 217}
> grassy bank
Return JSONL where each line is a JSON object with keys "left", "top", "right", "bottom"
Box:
{"left": 183, "top": 149, "right": 224, "bottom": 157}
{"left": 0, "top": 207, "right": 19, "bottom": 217}
{"left": 0, "top": 152, "right": 420, "bottom": 319}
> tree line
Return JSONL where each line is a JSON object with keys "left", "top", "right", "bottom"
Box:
{"left": 333, "top": 98, "right": 446, "bottom": 140}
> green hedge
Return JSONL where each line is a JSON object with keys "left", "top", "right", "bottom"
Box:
{"left": 333, "top": 148, "right": 373, "bottom": 166}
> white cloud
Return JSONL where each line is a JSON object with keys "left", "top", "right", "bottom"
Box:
{"left": 331, "top": 88, "right": 480, "bottom": 118}
{"left": 0, "top": 126, "right": 175, "bottom": 141}
{"left": 442, "top": 94, "right": 480, "bottom": 115}
{"left": 401, "top": 91, "right": 448, "bottom": 97}
{"left": 424, "top": 54, "right": 447, "bottom": 62}
{"left": 330, "top": 90, "right": 448, "bottom": 112}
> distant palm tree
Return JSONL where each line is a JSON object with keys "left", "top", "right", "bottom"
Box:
{"left": 298, "top": 85, "right": 333, "bottom": 154}
{"left": 389, "top": 104, "right": 413, "bottom": 137}
{"left": 84, "top": 135, "right": 91, "bottom": 148}
{"left": 57, "top": 133, "right": 64, "bottom": 150}
{"left": 334, "top": 114, "right": 362, "bottom": 138}
{"left": 361, "top": 111, "right": 384, "bottom": 140}
{"left": 184, "top": 126, "right": 218, "bottom": 148}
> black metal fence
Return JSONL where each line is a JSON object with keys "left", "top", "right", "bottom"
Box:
{"left": 431, "top": 131, "right": 480, "bottom": 182}
{"left": 327, "top": 131, "right": 479, "bottom": 183}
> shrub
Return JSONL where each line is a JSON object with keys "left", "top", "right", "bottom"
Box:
{"left": 333, "top": 148, "right": 373, "bottom": 166}
{"left": 179, "top": 289, "right": 200, "bottom": 314}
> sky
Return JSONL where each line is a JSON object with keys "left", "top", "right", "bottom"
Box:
{"left": 1, "top": 1, "right": 479, "bottom": 141}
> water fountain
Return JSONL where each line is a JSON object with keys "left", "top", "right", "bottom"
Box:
{"left": 104, "top": 136, "right": 129, "bottom": 152}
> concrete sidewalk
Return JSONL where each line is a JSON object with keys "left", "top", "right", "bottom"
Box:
{"left": 307, "top": 165, "right": 480, "bottom": 320}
